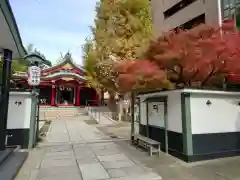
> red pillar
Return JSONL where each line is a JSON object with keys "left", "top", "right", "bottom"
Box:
{"left": 94, "top": 92, "right": 99, "bottom": 106}
{"left": 51, "top": 85, "right": 55, "bottom": 106}
{"left": 76, "top": 86, "right": 80, "bottom": 106}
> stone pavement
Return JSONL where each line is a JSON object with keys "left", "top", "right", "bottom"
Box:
{"left": 15, "top": 112, "right": 162, "bottom": 180}
{"left": 88, "top": 107, "right": 116, "bottom": 125}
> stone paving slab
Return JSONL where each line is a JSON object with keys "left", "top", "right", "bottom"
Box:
{"left": 41, "top": 158, "right": 77, "bottom": 168}
{"left": 97, "top": 154, "right": 129, "bottom": 162}
{"left": 120, "top": 165, "right": 145, "bottom": 176}
{"left": 79, "top": 163, "right": 110, "bottom": 180}
{"left": 102, "top": 160, "right": 135, "bottom": 169}
{"left": 37, "top": 165, "right": 80, "bottom": 179}
{"left": 44, "top": 151, "right": 75, "bottom": 160}
{"left": 46, "top": 144, "right": 72, "bottom": 152}
{"left": 107, "top": 169, "right": 128, "bottom": 178}
{"left": 39, "top": 173, "right": 82, "bottom": 180}
{"left": 94, "top": 148, "right": 121, "bottom": 156}
{"left": 109, "top": 172, "right": 162, "bottom": 180}
{"left": 73, "top": 144, "right": 90, "bottom": 151}
{"left": 16, "top": 114, "right": 162, "bottom": 180}
{"left": 77, "top": 156, "right": 99, "bottom": 165}
{"left": 74, "top": 149, "right": 96, "bottom": 160}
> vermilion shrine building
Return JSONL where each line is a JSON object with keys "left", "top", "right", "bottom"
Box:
{"left": 12, "top": 54, "right": 99, "bottom": 106}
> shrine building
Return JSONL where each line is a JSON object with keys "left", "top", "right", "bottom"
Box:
{"left": 12, "top": 53, "right": 99, "bottom": 106}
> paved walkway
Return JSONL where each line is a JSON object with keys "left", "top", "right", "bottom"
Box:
{"left": 15, "top": 113, "right": 161, "bottom": 180}
{"left": 88, "top": 107, "right": 116, "bottom": 125}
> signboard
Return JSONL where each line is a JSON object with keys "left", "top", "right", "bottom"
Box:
{"left": 147, "top": 102, "right": 165, "bottom": 127}
{"left": 27, "top": 66, "right": 41, "bottom": 86}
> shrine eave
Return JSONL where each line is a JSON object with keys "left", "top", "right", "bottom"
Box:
{"left": 12, "top": 72, "right": 86, "bottom": 82}
{"left": 42, "top": 72, "right": 85, "bottom": 80}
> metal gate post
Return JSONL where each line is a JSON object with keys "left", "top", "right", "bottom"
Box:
{"left": 35, "top": 89, "right": 40, "bottom": 147}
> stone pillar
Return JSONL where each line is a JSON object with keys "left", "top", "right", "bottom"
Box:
{"left": 51, "top": 84, "right": 55, "bottom": 106}
{"left": 0, "top": 48, "right": 13, "bottom": 150}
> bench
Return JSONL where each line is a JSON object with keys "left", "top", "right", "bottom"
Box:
{"left": 134, "top": 134, "right": 161, "bottom": 156}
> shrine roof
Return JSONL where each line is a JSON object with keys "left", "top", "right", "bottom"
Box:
{"left": 42, "top": 52, "right": 85, "bottom": 73}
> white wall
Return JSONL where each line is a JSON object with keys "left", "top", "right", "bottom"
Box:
{"left": 140, "top": 101, "right": 147, "bottom": 125}
{"left": 7, "top": 92, "right": 32, "bottom": 129}
{"left": 139, "top": 90, "right": 182, "bottom": 133}
{"left": 167, "top": 92, "right": 182, "bottom": 133}
{"left": 191, "top": 95, "right": 240, "bottom": 134}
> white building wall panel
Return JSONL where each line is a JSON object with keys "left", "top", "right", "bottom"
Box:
{"left": 190, "top": 95, "right": 240, "bottom": 134}
{"left": 167, "top": 92, "right": 182, "bottom": 133}
{"left": 7, "top": 92, "right": 32, "bottom": 129}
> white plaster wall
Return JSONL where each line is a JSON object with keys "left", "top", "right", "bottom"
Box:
{"left": 139, "top": 90, "right": 182, "bottom": 133}
{"left": 7, "top": 92, "right": 32, "bottom": 129}
{"left": 190, "top": 95, "right": 240, "bottom": 134}
{"left": 167, "top": 92, "right": 182, "bottom": 133}
{"left": 151, "top": 0, "right": 222, "bottom": 35}
{"left": 140, "top": 101, "right": 147, "bottom": 125}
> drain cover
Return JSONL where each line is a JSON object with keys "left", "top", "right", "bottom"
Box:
{"left": 110, "top": 135, "right": 118, "bottom": 139}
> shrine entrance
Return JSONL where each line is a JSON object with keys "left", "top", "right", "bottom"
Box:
{"left": 12, "top": 52, "right": 100, "bottom": 107}
{"left": 56, "top": 86, "right": 75, "bottom": 105}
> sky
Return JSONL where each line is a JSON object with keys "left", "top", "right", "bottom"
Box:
{"left": 10, "top": 0, "right": 98, "bottom": 65}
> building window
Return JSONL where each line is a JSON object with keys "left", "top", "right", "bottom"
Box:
{"left": 172, "top": 14, "right": 205, "bottom": 31}
{"left": 222, "top": 0, "right": 240, "bottom": 19}
{"left": 163, "top": 0, "right": 198, "bottom": 19}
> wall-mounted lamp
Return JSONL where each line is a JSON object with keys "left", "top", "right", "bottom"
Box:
{"left": 206, "top": 100, "right": 212, "bottom": 106}
{"left": 14, "top": 101, "right": 22, "bottom": 106}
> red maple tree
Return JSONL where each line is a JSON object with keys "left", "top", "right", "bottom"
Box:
{"left": 115, "top": 60, "right": 172, "bottom": 93}
{"left": 146, "top": 21, "right": 240, "bottom": 88}
{"left": 115, "top": 20, "right": 240, "bottom": 92}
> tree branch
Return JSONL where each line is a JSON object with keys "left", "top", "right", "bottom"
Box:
{"left": 201, "top": 69, "right": 217, "bottom": 87}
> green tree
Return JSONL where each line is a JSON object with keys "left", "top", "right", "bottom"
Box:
{"left": 91, "top": 0, "right": 153, "bottom": 91}
{"left": 83, "top": 0, "right": 153, "bottom": 119}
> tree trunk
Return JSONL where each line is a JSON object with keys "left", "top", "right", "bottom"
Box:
{"left": 118, "top": 97, "right": 123, "bottom": 121}
{"left": 100, "top": 89, "right": 105, "bottom": 105}
{"left": 118, "top": 94, "right": 129, "bottom": 122}
{"left": 107, "top": 91, "right": 117, "bottom": 120}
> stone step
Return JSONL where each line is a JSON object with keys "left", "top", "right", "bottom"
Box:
{"left": 0, "top": 150, "right": 28, "bottom": 180}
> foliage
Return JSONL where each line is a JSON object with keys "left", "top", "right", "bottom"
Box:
{"left": 82, "top": 38, "right": 103, "bottom": 90}
{"left": 87, "top": 0, "right": 153, "bottom": 91}
{"left": 11, "top": 59, "right": 28, "bottom": 73}
{"left": 115, "top": 60, "right": 172, "bottom": 93}
{"left": 115, "top": 20, "right": 240, "bottom": 92}
{"left": 146, "top": 21, "right": 240, "bottom": 87}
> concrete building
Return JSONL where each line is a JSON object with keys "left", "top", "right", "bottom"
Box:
{"left": 151, "top": 0, "right": 240, "bottom": 36}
